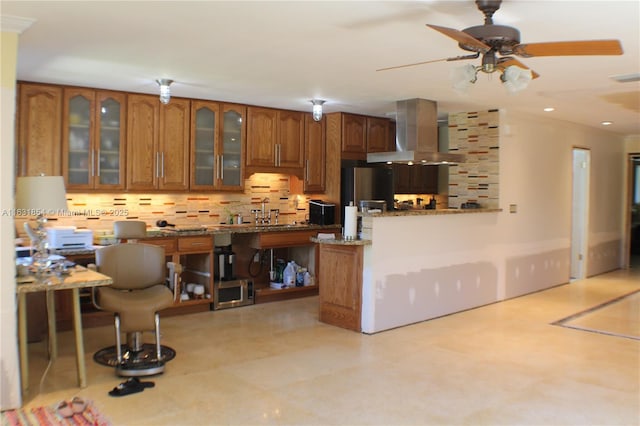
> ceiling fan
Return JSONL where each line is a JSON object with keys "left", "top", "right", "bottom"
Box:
{"left": 377, "top": 0, "right": 623, "bottom": 90}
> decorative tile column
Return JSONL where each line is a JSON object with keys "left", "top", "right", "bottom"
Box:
{"left": 448, "top": 109, "right": 500, "bottom": 209}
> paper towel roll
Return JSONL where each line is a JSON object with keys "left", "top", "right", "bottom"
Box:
{"left": 344, "top": 205, "right": 358, "bottom": 240}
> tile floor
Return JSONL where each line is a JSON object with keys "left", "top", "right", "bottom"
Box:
{"left": 20, "top": 267, "right": 640, "bottom": 425}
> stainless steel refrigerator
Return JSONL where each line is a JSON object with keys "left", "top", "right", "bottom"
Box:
{"left": 340, "top": 161, "right": 394, "bottom": 219}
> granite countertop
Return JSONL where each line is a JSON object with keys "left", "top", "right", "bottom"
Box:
{"left": 310, "top": 236, "right": 372, "bottom": 246}
{"left": 16, "top": 265, "right": 113, "bottom": 293}
{"left": 362, "top": 208, "right": 502, "bottom": 217}
{"left": 55, "top": 223, "right": 342, "bottom": 255}
{"left": 148, "top": 223, "right": 340, "bottom": 237}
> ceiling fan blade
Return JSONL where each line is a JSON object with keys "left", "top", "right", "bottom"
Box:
{"left": 514, "top": 39, "right": 623, "bottom": 57}
{"left": 498, "top": 58, "right": 540, "bottom": 79}
{"left": 377, "top": 57, "right": 450, "bottom": 72}
{"left": 426, "top": 24, "right": 491, "bottom": 52}
{"left": 377, "top": 54, "right": 480, "bottom": 72}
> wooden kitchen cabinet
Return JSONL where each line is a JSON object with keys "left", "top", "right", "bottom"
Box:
{"left": 318, "top": 243, "right": 362, "bottom": 332}
{"left": 191, "top": 100, "right": 219, "bottom": 190}
{"left": 303, "top": 114, "right": 326, "bottom": 193}
{"left": 126, "top": 94, "right": 190, "bottom": 191}
{"left": 191, "top": 102, "right": 245, "bottom": 191}
{"left": 336, "top": 113, "right": 393, "bottom": 161}
{"left": 393, "top": 164, "right": 439, "bottom": 194}
{"left": 219, "top": 104, "right": 246, "bottom": 190}
{"left": 246, "top": 106, "right": 304, "bottom": 177}
{"left": 340, "top": 113, "right": 367, "bottom": 160}
{"left": 246, "top": 106, "right": 277, "bottom": 168}
{"left": 145, "top": 235, "right": 214, "bottom": 307}
{"left": 366, "top": 116, "right": 392, "bottom": 153}
{"left": 16, "top": 83, "right": 63, "bottom": 177}
{"left": 62, "top": 88, "right": 126, "bottom": 190}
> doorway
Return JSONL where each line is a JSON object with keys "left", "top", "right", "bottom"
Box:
{"left": 571, "top": 148, "right": 590, "bottom": 280}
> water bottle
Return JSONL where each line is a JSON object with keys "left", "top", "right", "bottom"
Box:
{"left": 296, "top": 267, "right": 306, "bottom": 287}
{"left": 283, "top": 261, "right": 297, "bottom": 287}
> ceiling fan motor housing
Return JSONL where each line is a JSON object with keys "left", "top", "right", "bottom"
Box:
{"left": 461, "top": 24, "right": 521, "bottom": 54}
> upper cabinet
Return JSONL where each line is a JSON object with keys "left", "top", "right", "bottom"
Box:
{"left": 219, "top": 103, "right": 246, "bottom": 190}
{"left": 62, "top": 88, "right": 126, "bottom": 190}
{"left": 17, "top": 83, "right": 62, "bottom": 177}
{"left": 304, "top": 114, "right": 326, "bottom": 193}
{"left": 340, "top": 113, "right": 367, "bottom": 160}
{"left": 246, "top": 106, "right": 304, "bottom": 177}
{"left": 366, "top": 116, "right": 392, "bottom": 153}
{"left": 191, "top": 101, "right": 245, "bottom": 191}
{"left": 126, "top": 94, "right": 190, "bottom": 191}
{"left": 339, "top": 113, "right": 393, "bottom": 160}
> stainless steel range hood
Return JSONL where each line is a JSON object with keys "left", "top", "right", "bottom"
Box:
{"left": 367, "top": 98, "right": 465, "bottom": 165}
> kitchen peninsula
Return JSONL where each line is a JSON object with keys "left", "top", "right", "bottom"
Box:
{"left": 314, "top": 208, "right": 515, "bottom": 334}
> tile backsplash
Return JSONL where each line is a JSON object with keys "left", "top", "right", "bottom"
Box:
{"left": 15, "top": 173, "right": 310, "bottom": 238}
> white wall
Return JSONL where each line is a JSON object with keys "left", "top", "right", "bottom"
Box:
{"left": 363, "top": 110, "right": 626, "bottom": 333}
{"left": 1, "top": 23, "right": 24, "bottom": 410}
{"left": 499, "top": 110, "right": 624, "bottom": 278}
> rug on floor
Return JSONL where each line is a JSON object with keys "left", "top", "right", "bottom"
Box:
{"left": 553, "top": 289, "right": 640, "bottom": 340}
{"left": 1, "top": 401, "right": 110, "bottom": 426}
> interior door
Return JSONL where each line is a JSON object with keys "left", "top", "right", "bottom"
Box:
{"left": 571, "top": 148, "right": 590, "bottom": 280}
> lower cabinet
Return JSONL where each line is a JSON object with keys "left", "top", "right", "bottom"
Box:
{"left": 54, "top": 229, "right": 341, "bottom": 330}
{"left": 146, "top": 235, "right": 214, "bottom": 307}
{"left": 317, "top": 243, "right": 362, "bottom": 332}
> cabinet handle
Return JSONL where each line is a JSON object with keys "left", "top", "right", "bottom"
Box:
{"left": 161, "top": 152, "right": 165, "bottom": 178}
{"left": 190, "top": 242, "right": 205, "bottom": 246}
{"left": 155, "top": 152, "right": 160, "bottom": 178}
{"left": 91, "top": 149, "right": 95, "bottom": 177}
{"left": 214, "top": 155, "right": 219, "bottom": 180}
{"left": 305, "top": 159, "right": 309, "bottom": 181}
{"left": 276, "top": 144, "right": 281, "bottom": 167}
{"left": 220, "top": 154, "right": 224, "bottom": 180}
{"left": 96, "top": 149, "right": 101, "bottom": 177}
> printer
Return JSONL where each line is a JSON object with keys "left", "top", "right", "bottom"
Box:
{"left": 46, "top": 226, "right": 93, "bottom": 249}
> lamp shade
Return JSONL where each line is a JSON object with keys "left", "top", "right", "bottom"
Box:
{"left": 15, "top": 176, "right": 68, "bottom": 214}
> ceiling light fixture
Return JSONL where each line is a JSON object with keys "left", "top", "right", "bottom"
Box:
{"left": 156, "top": 79, "right": 173, "bottom": 104}
{"left": 451, "top": 54, "right": 533, "bottom": 94}
{"left": 543, "top": 107, "right": 555, "bottom": 112}
{"left": 601, "top": 121, "right": 613, "bottom": 126}
{"left": 310, "top": 99, "right": 325, "bottom": 121}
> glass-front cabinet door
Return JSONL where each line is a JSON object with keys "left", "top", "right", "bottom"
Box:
{"left": 190, "top": 101, "right": 245, "bottom": 191}
{"left": 63, "top": 89, "right": 93, "bottom": 189}
{"left": 96, "top": 92, "right": 126, "bottom": 189}
{"left": 219, "top": 103, "right": 245, "bottom": 190}
{"left": 190, "top": 101, "right": 218, "bottom": 190}
{"left": 63, "top": 88, "right": 125, "bottom": 190}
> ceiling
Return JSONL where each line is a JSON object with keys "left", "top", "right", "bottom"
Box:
{"left": 3, "top": 0, "right": 639, "bottom": 135}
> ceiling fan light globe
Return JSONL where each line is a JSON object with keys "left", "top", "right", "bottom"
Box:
{"left": 502, "top": 65, "right": 532, "bottom": 93}
{"left": 451, "top": 64, "right": 478, "bottom": 93}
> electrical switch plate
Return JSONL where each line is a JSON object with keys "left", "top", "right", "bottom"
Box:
{"left": 509, "top": 204, "right": 517, "bottom": 213}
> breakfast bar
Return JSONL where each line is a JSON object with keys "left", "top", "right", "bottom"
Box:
{"left": 312, "top": 208, "right": 548, "bottom": 334}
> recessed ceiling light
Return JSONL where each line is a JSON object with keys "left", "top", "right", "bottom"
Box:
{"left": 543, "top": 107, "right": 555, "bottom": 112}
{"left": 601, "top": 121, "right": 613, "bottom": 126}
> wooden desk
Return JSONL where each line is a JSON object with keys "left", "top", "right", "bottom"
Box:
{"left": 16, "top": 266, "right": 112, "bottom": 394}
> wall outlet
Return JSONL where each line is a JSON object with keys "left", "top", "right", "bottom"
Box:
{"left": 509, "top": 204, "right": 517, "bottom": 213}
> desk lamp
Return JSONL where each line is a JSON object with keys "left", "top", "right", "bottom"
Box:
{"left": 15, "top": 176, "right": 68, "bottom": 275}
